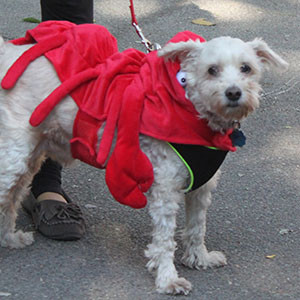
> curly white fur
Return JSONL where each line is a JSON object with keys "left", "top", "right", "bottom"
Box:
{"left": 0, "top": 35, "right": 287, "bottom": 294}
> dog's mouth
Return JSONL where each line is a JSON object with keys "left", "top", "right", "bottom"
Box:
{"left": 227, "top": 101, "right": 240, "bottom": 108}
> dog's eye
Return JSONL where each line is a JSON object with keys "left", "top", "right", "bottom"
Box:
{"left": 176, "top": 70, "right": 187, "bottom": 87}
{"left": 240, "top": 64, "right": 251, "bottom": 73}
{"left": 208, "top": 65, "right": 219, "bottom": 76}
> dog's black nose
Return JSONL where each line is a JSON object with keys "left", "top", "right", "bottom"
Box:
{"left": 225, "top": 86, "right": 242, "bottom": 101}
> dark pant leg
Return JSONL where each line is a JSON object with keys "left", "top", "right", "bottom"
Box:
{"left": 31, "top": 159, "right": 63, "bottom": 198}
{"left": 40, "top": 0, "right": 94, "bottom": 24}
{"left": 31, "top": 0, "right": 94, "bottom": 197}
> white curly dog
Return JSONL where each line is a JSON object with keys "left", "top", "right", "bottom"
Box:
{"left": 0, "top": 32, "right": 287, "bottom": 295}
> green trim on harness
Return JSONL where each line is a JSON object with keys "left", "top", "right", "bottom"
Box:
{"left": 204, "top": 146, "right": 219, "bottom": 150}
{"left": 167, "top": 142, "right": 227, "bottom": 193}
{"left": 167, "top": 142, "right": 194, "bottom": 192}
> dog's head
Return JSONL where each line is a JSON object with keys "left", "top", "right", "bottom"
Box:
{"left": 158, "top": 36, "right": 288, "bottom": 130}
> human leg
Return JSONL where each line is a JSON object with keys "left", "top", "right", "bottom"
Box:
{"left": 24, "top": 0, "right": 94, "bottom": 240}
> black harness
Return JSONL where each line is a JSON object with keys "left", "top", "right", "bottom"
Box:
{"left": 168, "top": 143, "right": 228, "bottom": 192}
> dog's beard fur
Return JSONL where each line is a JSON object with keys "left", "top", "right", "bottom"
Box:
{"left": 0, "top": 33, "right": 288, "bottom": 295}
{"left": 188, "top": 79, "right": 262, "bottom": 131}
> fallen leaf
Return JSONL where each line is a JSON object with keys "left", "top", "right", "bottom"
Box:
{"left": 192, "top": 18, "right": 216, "bottom": 26}
{"left": 266, "top": 254, "right": 276, "bottom": 259}
{"left": 23, "top": 17, "right": 41, "bottom": 23}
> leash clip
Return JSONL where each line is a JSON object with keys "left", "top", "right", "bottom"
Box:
{"left": 132, "top": 22, "right": 154, "bottom": 52}
{"left": 129, "top": 0, "right": 161, "bottom": 53}
{"left": 132, "top": 22, "right": 161, "bottom": 53}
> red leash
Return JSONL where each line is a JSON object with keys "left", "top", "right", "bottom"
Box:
{"left": 129, "top": 0, "right": 160, "bottom": 52}
{"left": 129, "top": 0, "right": 138, "bottom": 25}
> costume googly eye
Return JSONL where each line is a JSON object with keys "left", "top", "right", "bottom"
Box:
{"left": 176, "top": 70, "right": 187, "bottom": 88}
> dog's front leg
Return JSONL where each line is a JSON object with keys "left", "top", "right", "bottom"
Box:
{"left": 145, "top": 187, "right": 192, "bottom": 295}
{"left": 182, "top": 173, "right": 227, "bottom": 269}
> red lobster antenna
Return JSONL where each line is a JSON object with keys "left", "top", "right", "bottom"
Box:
{"left": 129, "top": 0, "right": 161, "bottom": 52}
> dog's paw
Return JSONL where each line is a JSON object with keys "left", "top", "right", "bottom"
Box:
{"left": 182, "top": 249, "right": 227, "bottom": 270}
{"left": 1, "top": 230, "right": 34, "bottom": 249}
{"left": 157, "top": 277, "right": 192, "bottom": 295}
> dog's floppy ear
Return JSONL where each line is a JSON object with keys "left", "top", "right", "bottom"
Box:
{"left": 248, "top": 38, "right": 289, "bottom": 71}
{"left": 158, "top": 39, "right": 203, "bottom": 61}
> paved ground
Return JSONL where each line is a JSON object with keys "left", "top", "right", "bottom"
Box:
{"left": 0, "top": 0, "right": 299, "bottom": 299}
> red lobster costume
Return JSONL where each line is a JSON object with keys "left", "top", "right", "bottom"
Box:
{"left": 1, "top": 21, "right": 236, "bottom": 208}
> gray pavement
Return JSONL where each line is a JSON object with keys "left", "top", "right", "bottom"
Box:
{"left": 0, "top": 0, "right": 300, "bottom": 299}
